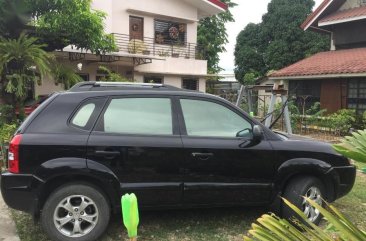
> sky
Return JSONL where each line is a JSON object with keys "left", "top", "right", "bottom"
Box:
{"left": 219, "top": 0, "right": 323, "bottom": 73}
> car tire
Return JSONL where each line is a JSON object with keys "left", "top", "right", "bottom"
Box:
{"left": 282, "top": 176, "right": 325, "bottom": 225}
{"left": 41, "top": 183, "right": 110, "bottom": 241}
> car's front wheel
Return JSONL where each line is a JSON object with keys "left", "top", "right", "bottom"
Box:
{"left": 41, "top": 184, "right": 110, "bottom": 241}
{"left": 282, "top": 176, "right": 325, "bottom": 225}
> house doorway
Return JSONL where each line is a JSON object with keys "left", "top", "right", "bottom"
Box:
{"left": 129, "top": 16, "right": 144, "bottom": 40}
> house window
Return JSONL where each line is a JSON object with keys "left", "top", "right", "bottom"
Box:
{"left": 78, "top": 73, "right": 89, "bottom": 81}
{"left": 347, "top": 79, "right": 366, "bottom": 113}
{"left": 144, "top": 76, "right": 163, "bottom": 84}
{"left": 182, "top": 78, "right": 198, "bottom": 91}
{"left": 288, "top": 80, "right": 321, "bottom": 110}
{"left": 154, "top": 19, "right": 187, "bottom": 45}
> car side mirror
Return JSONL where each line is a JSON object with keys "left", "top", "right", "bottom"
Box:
{"left": 252, "top": 125, "right": 263, "bottom": 142}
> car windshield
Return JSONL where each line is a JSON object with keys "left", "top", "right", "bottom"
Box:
{"left": 274, "top": 131, "right": 289, "bottom": 140}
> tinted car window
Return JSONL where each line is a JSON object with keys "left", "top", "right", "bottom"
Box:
{"left": 100, "top": 98, "right": 173, "bottom": 135}
{"left": 180, "top": 99, "right": 252, "bottom": 138}
{"left": 71, "top": 103, "right": 96, "bottom": 128}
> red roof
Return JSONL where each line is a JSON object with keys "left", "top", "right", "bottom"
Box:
{"left": 319, "top": 5, "right": 366, "bottom": 24}
{"left": 208, "top": 0, "right": 228, "bottom": 10}
{"left": 269, "top": 48, "right": 366, "bottom": 78}
{"left": 301, "top": 0, "right": 332, "bottom": 29}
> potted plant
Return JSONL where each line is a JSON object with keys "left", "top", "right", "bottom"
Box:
{"left": 128, "top": 39, "right": 146, "bottom": 54}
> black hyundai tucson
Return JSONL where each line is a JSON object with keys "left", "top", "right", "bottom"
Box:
{"left": 1, "top": 82, "right": 356, "bottom": 241}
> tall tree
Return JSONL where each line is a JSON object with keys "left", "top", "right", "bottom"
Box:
{"left": 0, "top": 0, "right": 116, "bottom": 53}
{"left": 234, "top": 0, "right": 329, "bottom": 84}
{"left": 198, "top": 0, "right": 237, "bottom": 74}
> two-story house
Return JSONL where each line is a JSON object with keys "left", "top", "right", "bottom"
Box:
{"left": 268, "top": 0, "right": 366, "bottom": 113}
{"left": 36, "top": 0, "right": 227, "bottom": 96}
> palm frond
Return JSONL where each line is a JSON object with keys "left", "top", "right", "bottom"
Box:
{"left": 333, "top": 129, "right": 366, "bottom": 164}
{"left": 52, "top": 62, "right": 83, "bottom": 89}
{"left": 244, "top": 198, "right": 365, "bottom": 241}
{"left": 0, "top": 33, "right": 53, "bottom": 99}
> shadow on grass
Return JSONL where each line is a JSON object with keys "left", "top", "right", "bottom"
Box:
{"left": 12, "top": 206, "right": 266, "bottom": 241}
{"left": 104, "top": 206, "right": 265, "bottom": 241}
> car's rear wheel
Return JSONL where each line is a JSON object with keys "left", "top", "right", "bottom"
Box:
{"left": 41, "top": 184, "right": 110, "bottom": 241}
{"left": 282, "top": 176, "right": 325, "bottom": 225}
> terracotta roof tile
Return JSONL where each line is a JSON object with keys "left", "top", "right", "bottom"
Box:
{"left": 301, "top": 0, "right": 332, "bottom": 29}
{"left": 208, "top": 0, "right": 228, "bottom": 10}
{"left": 319, "top": 5, "right": 366, "bottom": 23}
{"left": 269, "top": 48, "right": 366, "bottom": 78}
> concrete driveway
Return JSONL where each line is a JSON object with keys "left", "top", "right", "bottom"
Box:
{"left": 0, "top": 189, "right": 20, "bottom": 241}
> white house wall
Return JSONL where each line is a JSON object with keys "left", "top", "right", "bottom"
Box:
{"left": 35, "top": 0, "right": 210, "bottom": 95}
{"left": 35, "top": 76, "right": 65, "bottom": 96}
{"left": 136, "top": 57, "right": 207, "bottom": 76}
{"left": 92, "top": 0, "right": 199, "bottom": 43}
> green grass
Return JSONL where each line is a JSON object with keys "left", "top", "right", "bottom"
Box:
{"left": 332, "top": 173, "right": 366, "bottom": 231}
{"left": 355, "top": 161, "right": 366, "bottom": 171}
{"left": 10, "top": 174, "right": 366, "bottom": 241}
{"left": 11, "top": 202, "right": 263, "bottom": 241}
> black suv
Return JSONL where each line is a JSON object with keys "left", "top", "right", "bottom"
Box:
{"left": 1, "top": 82, "right": 356, "bottom": 241}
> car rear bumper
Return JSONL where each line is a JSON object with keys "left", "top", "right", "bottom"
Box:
{"left": 0, "top": 171, "right": 43, "bottom": 215}
{"left": 329, "top": 165, "right": 356, "bottom": 200}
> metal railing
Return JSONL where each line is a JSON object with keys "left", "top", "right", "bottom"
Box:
{"left": 112, "top": 33, "right": 206, "bottom": 60}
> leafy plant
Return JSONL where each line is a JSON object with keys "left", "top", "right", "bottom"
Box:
{"left": 0, "top": 104, "right": 15, "bottom": 125}
{"left": 98, "top": 66, "right": 132, "bottom": 82}
{"left": 52, "top": 63, "right": 83, "bottom": 90}
{"left": 327, "top": 109, "right": 356, "bottom": 135}
{"left": 198, "top": 0, "right": 237, "bottom": 73}
{"left": 0, "top": 123, "right": 17, "bottom": 144}
{"left": 333, "top": 129, "right": 366, "bottom": 164}
{"left": 128, "top": 39, "right": 146, "bottom": 54}
{"left": 0, "top": 33, "right": 53, "bottom": 99}
{"left": 244, "top": 198, "right": 366, "bottom": 241}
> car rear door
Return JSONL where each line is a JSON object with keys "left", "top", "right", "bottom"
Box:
{"left": 178, "top": 97, "right": 275, "bottom": 206}
{"left": 87, "top": 95, "right": 185, "bottom": 207}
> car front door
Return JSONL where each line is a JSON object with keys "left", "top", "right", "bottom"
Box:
{"left": 178, "top": 97, "right": 275, "bottom": 206}
{"left": 87, "top": 96, "right": 184, "bottom": 207}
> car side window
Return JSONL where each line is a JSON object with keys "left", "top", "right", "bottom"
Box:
{"left": 98, "top": 98, "right": 173, "bottom": 135}
{"left": 180, "top": 99, "right": 252, "bottom": 138}
{"left": 71, "top": 103, "right": 96, "bottom": 128}
{"left": 70, "top": 98, "right": 107, "bottom": 131}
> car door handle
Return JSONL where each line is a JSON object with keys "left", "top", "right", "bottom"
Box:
{"left": 191, "top": 152, "right": 214, "bottom": 160}
{"left": 94, "top": 150, "right": 121, "bottom": 156}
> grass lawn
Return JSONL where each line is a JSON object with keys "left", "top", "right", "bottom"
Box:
{"left": 10, "top": 172, "right": 366, "bottom": 241}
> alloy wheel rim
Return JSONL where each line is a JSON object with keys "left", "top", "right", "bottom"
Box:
{"left": 302, "top": 186, "right": 322, "bottom": 223}
{"left": 53, "top": 195, "right": 99, "bottom": 238}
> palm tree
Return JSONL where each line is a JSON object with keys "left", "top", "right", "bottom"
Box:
{"left": 52, "top": 62, "right": 83, "bottom": 90}
{"left": 0, "top": 33, "right": 53, "bottom": 99}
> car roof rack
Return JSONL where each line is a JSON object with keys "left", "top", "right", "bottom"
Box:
{"left": 68, "top": 81, "right": 181, "bottom": 92}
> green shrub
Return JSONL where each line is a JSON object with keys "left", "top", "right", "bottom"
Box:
{"left": 0, "top": 123, "right": 18, "bottom": 144}
{"left": 322, "top": 109, "right": 355, "bottom": 135}
{"left": 98, "top": 66, "right": 132, "bottom": 82}
{"left": 0, "top": 104, "right": 15, "bottom": 125}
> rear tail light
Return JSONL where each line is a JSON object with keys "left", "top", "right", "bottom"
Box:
{"left": 8, "top": 134, "right": 22, "bottom": 173}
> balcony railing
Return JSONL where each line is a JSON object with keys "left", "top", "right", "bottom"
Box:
{"left": 112, "top": 33, "right": 206, "bottom": 60}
